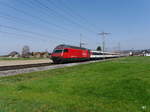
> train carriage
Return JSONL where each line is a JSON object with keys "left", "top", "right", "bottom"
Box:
{"left": 90, "top": 50, "right": 120, "bottom": 59}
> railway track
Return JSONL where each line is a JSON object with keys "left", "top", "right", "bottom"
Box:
{"left": 0, "top": 57, "right": 120, "bottom": 71}
{"left": 0, "top": 63, "right": 52, "bottom": 71}
{"left": 0, "top": 56, "right": 127, "bottom": 77}
{"left": 0, "top": 60, "right": 108, "bottom": 77}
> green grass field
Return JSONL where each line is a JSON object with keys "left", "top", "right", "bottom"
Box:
{"left": 0, "top": 57, "right": 150, "bottom": 112}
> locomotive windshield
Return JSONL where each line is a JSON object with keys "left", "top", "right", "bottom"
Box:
{"left": 53, "top": 49, "right": 68, "bottom": 53}
{"left": 53, "top": 49, "right": 63, "bottom": 53}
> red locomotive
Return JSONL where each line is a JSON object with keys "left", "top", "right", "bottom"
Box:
{"left": 51, "top": 44, "right": 91, "bottom": 63}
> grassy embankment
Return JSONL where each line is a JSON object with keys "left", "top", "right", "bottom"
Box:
{"left": 0, "top": 57, "right": 150, "bottom": 112}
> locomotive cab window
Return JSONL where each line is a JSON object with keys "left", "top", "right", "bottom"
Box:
{"left": 53, "top": 49, "right": 63, "bottom": 53}
{"left": 64, "top": 49, "right": 68, "bottom": 53}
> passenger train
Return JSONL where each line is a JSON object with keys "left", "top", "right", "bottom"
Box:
{"left": 90, "top": 51, "right": 120, "bottom": 59}
{"left": 51, "top": 44, "right": 120, "bottom": 63}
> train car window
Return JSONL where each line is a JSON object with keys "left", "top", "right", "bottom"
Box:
{"left": 64, "top": 49, "right": 68, "bottom": 52}
{"left": 92, "top": 52, "right": 103, "bottom": 55}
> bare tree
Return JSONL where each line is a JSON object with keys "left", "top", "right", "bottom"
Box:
{"left": 22, "top": 45, "right": 30, "bottom": 58}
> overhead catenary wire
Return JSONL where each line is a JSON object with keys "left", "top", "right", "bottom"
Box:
{"left": 0, "top": 1, "right": 73, "bottom": 34}
{"left": 0, "top": 24, "right": 72, "bottom": 43}
{"left": 0, "top": 30, "right": 48, "bottom": 42}
{"left": 0, "top": 0, "right": 96, "bottom": 35}
{"left": 0, "top": 1, "right": 81, "bottom": 44}
{"left": 61, "top": 0, "right": 99, "bottom": 27}
{"left": 0, "top": 12, "right": 76, "bottom": 42}
{"left": 0, "top": 0, "right": 97, "bottom": 47}
{"left": 12, "top": 0, "right": 96, "bottom": 42}
{"left": 0, "top": 0, "right": 85, "bottom": 44}
{"left": 0, "top": 30, "right": 63, "bottom": 52}
{"left": 33, "top": 0, "right": 97, "bottom": 34}
{"left": 51, "top": 0, "right": 99, "bottom": 32}
{"left": 18, "top": 0, "right": 75, "bottom": 33}
{"left": 38, "top": 0, "right": 99, "bottom": 44}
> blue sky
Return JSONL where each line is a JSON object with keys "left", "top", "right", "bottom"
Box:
{"left": 0, "top": 0, "right": 150, "bottom": 55}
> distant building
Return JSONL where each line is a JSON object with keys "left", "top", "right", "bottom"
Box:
{"left": 8, "top": 51, "right": 20, "bottom": 58}
{"left": 144, "top": 53, "right": 150, "bottom": 56}
{"left": 129, "top": 52, "right": 133, "bottom": 56}
{"left": 31, "top": 52, "right": 50, "bottom": 58}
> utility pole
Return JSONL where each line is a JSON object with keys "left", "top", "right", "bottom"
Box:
{"left": 118, "top": 42, "right": 121, "bottom": 53}
{"left": 79, "top": 33, "right": 86, "bottom": 48}
{"left": 98, "top": 31, "right": 111, "bottom": 52}
{"left": 118, "top": 42, "right": 121, "bottom": 57}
